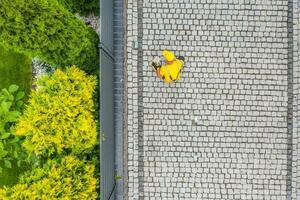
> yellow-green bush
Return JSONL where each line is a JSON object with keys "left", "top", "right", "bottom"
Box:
{"left": 0, "top": 188, "right": 6, "bottom": 199}
{"left": 15, "top": 66, "right": 97, "bottom": 156}
{"left": 0, "top": 156, "right": 98, "bottom": 200}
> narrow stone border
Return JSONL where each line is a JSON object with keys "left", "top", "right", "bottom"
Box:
{"left": 125, "top": 0, "right": 141, "bottom": 199}
{"left": 287, "top": 0, "right": 294, "bottom": 199}
{"left": 123, "top": 0, "right": 129, "bottom": 198}
{"left": 114, "top": 0, "right": 126, "bottom": 198}
{"left": 137, "top": 0, "right": 144, "bottom": 198}
{"left": 292, "top": 1, "right": 300, "bottom": 199}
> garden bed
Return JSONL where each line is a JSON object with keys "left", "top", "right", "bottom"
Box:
{"left": 0, "top": 0, "right": 101, "bottom": 199}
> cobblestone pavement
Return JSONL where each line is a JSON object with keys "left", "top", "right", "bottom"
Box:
{"left": 125, "top": 0, "right": 300, "bottom": 199}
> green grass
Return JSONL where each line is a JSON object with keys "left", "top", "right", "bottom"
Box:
{"left": 0, "top": 162, "right": 30, "bottom": 187}
{"left": 0, "top": 46, "right": 32, "bottom": 95}
{"left": 0, "top": 46, "right": 32, "bottom": 186}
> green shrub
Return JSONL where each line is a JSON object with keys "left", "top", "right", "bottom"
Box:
{"left": 0, "top": 85, "right": 27, "bottom": 173}
{"left": 15, "top": 66, "right": 97, "bottom": 157}
{"left": 0, "top": 0, "right": 99, "bottom": 74}
{"left": 0, "top": 156, "right": 98, "bottom": 199}
{"left": 58, "top": 0, "right": 99, "bottom": 16}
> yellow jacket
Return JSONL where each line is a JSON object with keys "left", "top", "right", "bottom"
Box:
{"left": 159, "top": 50, "right": 184, "bottom": 83}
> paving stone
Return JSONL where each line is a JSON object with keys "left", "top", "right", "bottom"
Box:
{"left": 125, "top": 0, "right": 300, "bottom": 199}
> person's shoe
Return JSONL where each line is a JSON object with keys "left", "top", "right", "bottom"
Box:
{"left": 177, "top": 56, "right": 185, "bottom": 61}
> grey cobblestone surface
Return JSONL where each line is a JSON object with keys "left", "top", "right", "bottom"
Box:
{"left": 126, "top": 0, "right": 299, "bottom": 199}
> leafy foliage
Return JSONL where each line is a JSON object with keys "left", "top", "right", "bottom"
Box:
{"left": 0, "top": 0, "right": 99, "bottom": 73}
{"left": 0, "top": 156, "right": 98, "bottom": 199}
{"left": 15, "top": 66, "right": 97, "bottom": 157}
{"left": 0, "top": 68, "right": 99, "bottom": 196}
{"left": 0, "top": 85, "right": 28, "bottom": 174}
{"left": 58, "top": 0, "right": 99, "bottom": 16}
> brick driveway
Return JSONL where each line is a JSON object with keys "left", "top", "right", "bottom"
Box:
{"left": 125, "top": 0, "right": 300, "bottom": 199}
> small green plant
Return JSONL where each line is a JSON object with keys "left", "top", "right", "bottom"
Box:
{"left": 15, "top": 66, "right": 97, "bottom": 157}
{"left": 115, "top": 175, "right": 122, "bottom": 181}
{"left": 0, "top": 156, "right": 98, "bottom": 199}
{"left": 0, "top": 85, "right": 27, "bottom": 173}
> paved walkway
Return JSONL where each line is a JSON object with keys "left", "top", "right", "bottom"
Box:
{"left": 125, "top": 0, "right": 300, "bottom": 199}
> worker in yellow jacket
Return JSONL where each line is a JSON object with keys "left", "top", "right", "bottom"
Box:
{"left": 150, "top": 50, "right": 185, "bottom": 84}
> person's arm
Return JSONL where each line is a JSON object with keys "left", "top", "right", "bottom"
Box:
{"left": 156, "top": 68, "right": 161, "bottom": 77}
